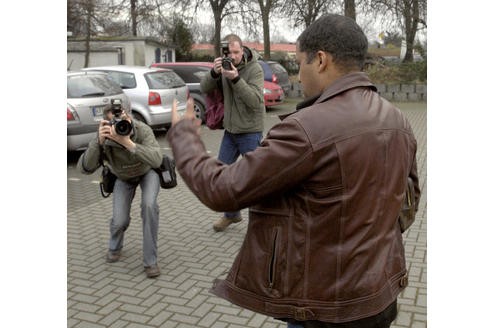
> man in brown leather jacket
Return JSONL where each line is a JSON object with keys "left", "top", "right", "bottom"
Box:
{"left": 167, "top": 14, "right": 420, "bottom": 328}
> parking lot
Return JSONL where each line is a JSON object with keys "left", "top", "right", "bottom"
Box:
{"left": 67, "top": 99, "right": 427, "bottom": 328}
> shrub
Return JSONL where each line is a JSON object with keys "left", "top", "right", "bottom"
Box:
{"left": 365, "top": 60, "right": 427, "bottom": 84}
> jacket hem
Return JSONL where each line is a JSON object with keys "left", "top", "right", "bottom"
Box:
{"left": 210, "top": 271, "right": 406, "bottom": 323}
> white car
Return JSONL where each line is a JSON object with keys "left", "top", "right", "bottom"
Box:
{"left": 67, "top": 71, "right": 130, "bottom": 151}
{"left": 83, "top": 65, "right": 188, "bottom": 129}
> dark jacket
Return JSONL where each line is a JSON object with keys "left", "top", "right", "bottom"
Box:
{"left": 77, "top": 120, "right": 162, "bottom": 181}
{"left": 167, "top": 72, "right": 420, "bottom": 323}
{"left": 200, "top": 46, "right": 265, "bottom": 133}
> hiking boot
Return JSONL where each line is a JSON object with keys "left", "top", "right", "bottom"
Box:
{"left": 213, "top": 216, "right": 242, "bottom": 232}
{"left": 106, "top": 250, "right": 121, "bottom": 263}
{"left": 144, "top": 265, "right": 160, "bottom": 278}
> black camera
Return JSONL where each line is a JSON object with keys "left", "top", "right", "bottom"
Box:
{"left": 220, "top": 41, "right": 232, "bottom": 70}
{"left": 110, "top": 99, "right": 132, "bottom": 136}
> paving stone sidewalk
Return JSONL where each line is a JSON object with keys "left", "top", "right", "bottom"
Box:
{"left": 67, "top": 103, "right": 427, "bottom": 328}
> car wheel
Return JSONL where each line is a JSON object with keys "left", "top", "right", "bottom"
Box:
{"left": 193, "top": 100, "right": 205, "bottom": 123}
{"left": 132, "top": 111, "right": 146, "bottom": 124}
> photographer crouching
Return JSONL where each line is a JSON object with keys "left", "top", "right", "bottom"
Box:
{"left": 77, "top": 99, "right": 163, "bottom": 278}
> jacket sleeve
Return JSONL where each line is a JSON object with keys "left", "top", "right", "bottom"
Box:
{"left": 403, "top": 118, "right": 421, "bottom": 213}
{"left": 76, "top": 137, "right": 102, "bottom": 174}
{"left": 167, "top": 117, "right": 314, "bottom": 212}
{"left": 132, "top": 123, "right": 162, "bottom": 169}
{"left": 232, "top": 64, "right": 264, "bottom": 109}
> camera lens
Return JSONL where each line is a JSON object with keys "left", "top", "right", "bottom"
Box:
{"left": 222, "top": 58, "right": 232, "bottom": 70}
{"left": 115, "top": 120, "right": 132, "bottom": 136}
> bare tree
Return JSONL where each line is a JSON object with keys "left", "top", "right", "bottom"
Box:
{"left": 68, "top": 0, "right": 115, "bottom": 67}
{"left": 208, "top": 0, "right": 241, "bottom": 57}
{"left": 256, "top": 0, "right": 283, "bottom": 60}
{"left": 190, "top": 21, "right": 216, "bottom": 43}
{"left": 167, "top": 0, "right": 234, "bottom": 56}
{"left": 364, "top": 0, "right": 427, "bottom": 62}
{"left": 280, "top": 0, "right": 337, "bottom": 29}
{"left": 103, "top": 0, "right": 163, "bottom": 37}
{"left": 344, "top": 0, "right": 356, "bottom": 20}
{"left": 130, "top": 0, "right": 138, "bottom": 35}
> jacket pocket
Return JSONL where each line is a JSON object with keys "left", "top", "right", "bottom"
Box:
{"left": 229, "top": 208, "right": 288, "bottom": 298}
{"left": 268, "top": 228, "right": 280, "bottom": 289}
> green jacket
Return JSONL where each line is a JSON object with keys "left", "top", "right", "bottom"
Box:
{"left": 200, "top": 46, "right": 265, "bottom": 133}
{"left": 77, "top": 120, "right": 162, "bottom": 181}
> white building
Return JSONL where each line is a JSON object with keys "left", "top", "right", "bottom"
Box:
{"left": 67, "top": 37, "right": 175, "bottom": 70}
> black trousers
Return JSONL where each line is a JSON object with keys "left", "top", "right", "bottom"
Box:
{"left": 285, "top": 300, "right": 397, "bottom": 328}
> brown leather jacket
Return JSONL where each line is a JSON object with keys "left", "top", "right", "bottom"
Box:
{"left": 167, "top": 72, "right": 420, "bottom": 323}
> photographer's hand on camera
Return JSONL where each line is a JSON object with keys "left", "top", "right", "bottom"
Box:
{"left": 221, "top": 62, "right": 239, "bottom": 80}
{"left": 98, "top": 120, "right": 112, "bottom": 145}
{"left": 213, "top": 57, "right": 238, "bottom": 80}
{"left": 99, "top": 113, "right": 137, "bottom": 152}
{"left": 213, "top": 57, "right": 223, "bottom": 75}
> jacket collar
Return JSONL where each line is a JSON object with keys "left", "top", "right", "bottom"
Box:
{"left": 279, "top": 95, "right": 321, "bottom": 121}
{"left": 316, "top": 71, "right": 376, "bottom": 104}
{"left": 236, "top": 46, "right": 255, "bottom": 71}
{"left": 280, "top": 72, "right": 376, "bottom": 121}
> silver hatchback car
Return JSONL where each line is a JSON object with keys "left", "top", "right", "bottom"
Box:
{"left": 67, "top": 71, "right": 130, "bottom": 151}
{"left": 83, "top": 66, "right": 188, "bottom": 129}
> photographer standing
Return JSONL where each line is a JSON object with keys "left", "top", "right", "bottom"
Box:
{"left": 77, "top": 102, "right": 163, "bottom": 278}
{"left": 200, "top": 34, "right": 265, "bottom": 232}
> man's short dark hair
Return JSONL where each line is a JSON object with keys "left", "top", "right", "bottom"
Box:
{"left": 297, "top": 14, "right": 368, "bottom": 71}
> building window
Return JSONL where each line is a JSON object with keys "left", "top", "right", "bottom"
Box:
{"left": 162, "top": 50, "right": 173, "bottom": 62}
{"left": 155, "top": 48, "right": 161, "bottom": 63}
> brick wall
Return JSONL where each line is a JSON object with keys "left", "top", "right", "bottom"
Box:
{"left": 288, "top": 82, "right": 427, "bottom": 102}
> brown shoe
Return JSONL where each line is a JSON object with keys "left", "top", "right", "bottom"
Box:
{"left": 106, "top": 250, "right": 121, "bottom": 263}
{"left": 213, "top": 216, "right": 242, "bottom": 232}
{"left": 144, "top": 265, "right": 160, "bottom": 278}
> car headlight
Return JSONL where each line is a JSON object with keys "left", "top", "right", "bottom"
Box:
{"left": 263, "top": 88, "right": 272, "bottom": 94}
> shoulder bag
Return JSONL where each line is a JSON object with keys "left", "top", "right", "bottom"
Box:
{"left": 205, "top": 79, "right": 224, "bottom": 130}
{"left": 154, "top": 154, "right": 178, "bottom": 189}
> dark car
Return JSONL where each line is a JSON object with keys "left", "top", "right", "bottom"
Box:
{"left": 151, "top": 62, "right": 284, "bottom": 119}
{"left": 258, "top": 60, "right": 291, "bottom": 96}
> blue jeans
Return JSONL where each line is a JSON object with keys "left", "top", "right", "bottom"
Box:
{"left": 218, "top": 130, "right": 262, "bottom": 219}
{"left": 288, "top": 323, "right": 304, "bottom": 328}
{"left": 284, "top": 299, "right": 397, "bottom": 328}
{"left": 109, "top": 169, "right": 160, "bottom": 267}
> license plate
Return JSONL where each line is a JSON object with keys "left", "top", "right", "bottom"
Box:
{"left": 92, "top": 106, "right": 105, "bottom": 120}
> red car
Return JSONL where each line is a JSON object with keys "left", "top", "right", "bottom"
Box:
{"left": 151, "top": 62, "right": 284, "bottom": 121}
{"left": 262, "top": 80, "right": 285, "bottom": 107}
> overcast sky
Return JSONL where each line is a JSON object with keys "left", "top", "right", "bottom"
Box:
{"left": 196, "top": 10, "right": 426, "bottom": 45}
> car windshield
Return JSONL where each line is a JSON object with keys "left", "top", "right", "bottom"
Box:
{"left": 169, "top": 66, "right": 211, "bottom": 83}
{"left": 67, "top": 75, "right": 123, "bottom": 98}
{"left": 146, "top": 71, "right": 185, "bottom": 89}
{"left": 269, "top": 63, "right": 287, "bottom": 74}
{"left": 105, "top": 71, "right": 137, "bottom": 89}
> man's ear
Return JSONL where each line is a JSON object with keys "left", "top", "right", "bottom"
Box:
{"left": 317, "top": 51, "right": 331, "bottom": 73}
